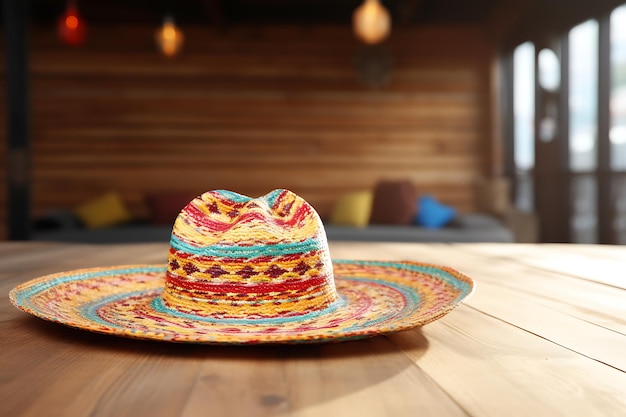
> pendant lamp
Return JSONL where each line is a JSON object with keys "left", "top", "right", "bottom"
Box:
{"left": 57, "top": 2, "right": 87, "bottom": 46}
{"left": 155, "top": 16, "right": 184, "bottom": 57}
{"left": 353, "top": 0, "right": 391, "bottom": 44}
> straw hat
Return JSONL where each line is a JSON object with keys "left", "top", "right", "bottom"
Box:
{"left": 9, "top": 189, "right": 473, "bottom": 344}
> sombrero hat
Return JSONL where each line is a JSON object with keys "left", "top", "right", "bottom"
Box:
{"left": 9, "top": 189, "right": 474, "bottom": 344}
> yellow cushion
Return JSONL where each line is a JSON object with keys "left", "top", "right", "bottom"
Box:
{"left": 330, "top": 190, "right": 373, "bottom": 227}
{"left": 75, "top": 192, "right": 132, "bottom": 229}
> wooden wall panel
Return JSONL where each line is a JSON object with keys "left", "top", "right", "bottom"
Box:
{"left": 5, "top": 24, "right": 494, "bottom": 236}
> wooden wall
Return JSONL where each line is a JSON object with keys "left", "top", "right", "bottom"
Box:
{"left": 1, "top": 23, "right": 496, "bottom": 238}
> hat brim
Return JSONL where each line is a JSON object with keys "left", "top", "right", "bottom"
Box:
{"left": 9, "top": 260, "right": 473, "bottom": 344}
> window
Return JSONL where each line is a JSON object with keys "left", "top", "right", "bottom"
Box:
{"left": 513, "top": 42, "right": 535, "bottom": 172}
{"left": 569, "top": 20, "right": 599, "bottom": 243}
{"left": 569, "top": 20, "right": 599, "bottom": 172}
{"left": 513, "top": 42, "right": 535, "bottom": 213}
{"left": 611, "top": 5, "right": 626, "bottom": 170}
{"left": 611, "top": 5, "right": 626, "bottom": 243}
{"left": 506, "top": 5, "right": 626, "bottom": 243}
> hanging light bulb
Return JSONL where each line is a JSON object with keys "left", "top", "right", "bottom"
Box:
{"left": 155, "top": 16, "right": 184, "bottom": 57}
{"left": 57, "top": 2, "right": 87, "bottom": 46}
{"left": 353, "top": 0, "right": 391, "bottom": 45}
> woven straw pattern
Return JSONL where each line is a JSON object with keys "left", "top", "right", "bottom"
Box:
{"left": 163, "top": 189, "right": 337, "bottom": 319}
{"left": 9, "top": 261, "right": 473, "bottom": 344}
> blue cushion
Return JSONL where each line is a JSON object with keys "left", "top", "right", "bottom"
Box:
{"left": 415, "top": 195, "right": 457, "bottom": 229}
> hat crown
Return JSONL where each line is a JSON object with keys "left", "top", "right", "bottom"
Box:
{"left": 162, "top": 189, "right": 338, "bottom": 319}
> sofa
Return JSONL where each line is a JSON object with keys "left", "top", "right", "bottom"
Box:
{"left": 321, "top": 179, "right": 515, "bottom": 243}
{"left": 324, "top": 214, "right": 514, "bottom": 243}
{"left": 31, "top": 182, "right": 516, "bottom": 244}
{"left": 31, "top": 213, "right": 514, "bottom": 244}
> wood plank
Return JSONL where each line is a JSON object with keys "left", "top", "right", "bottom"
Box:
{"left": 0, "top": 242, "right": 469, "bottom": 417}
{"left": 377, "top": 243, "right": 626, "bottom": 368}
{"left": 0, "top": 23, "right": 495, "bottom": 237}
{"left": 4, "top": 242, "right": 626, "bottom": 416}
{"left": 457, "top": 243, "right": 626, "bottom": 290}
{"left": 390, "top": 306, "right": 626, "bottom": 417}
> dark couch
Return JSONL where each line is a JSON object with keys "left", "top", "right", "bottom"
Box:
{"left": 31, "top": 182, "right": 515, "bottom": 244}
{"left": 32, "top": 212, "right": 513, "bottom": 244}
{"left": 324, "top": 213, "right": 514, "bottom": 243}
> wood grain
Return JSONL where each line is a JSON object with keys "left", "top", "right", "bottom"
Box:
{"left": 2, "top": 242, "right": 626, "bottom": 416}
{"left": 0, "top": 23, "right": 496, "bottom": 238}
{"left": 392, "top": 306, "right": 626, "bottom": 417}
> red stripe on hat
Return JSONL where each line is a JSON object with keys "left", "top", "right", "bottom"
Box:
{"left": 166, "top": 272, "right": 330, "bottom": 294}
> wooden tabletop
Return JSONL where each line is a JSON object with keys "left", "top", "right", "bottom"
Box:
{"left": 1, "top": 241, "right": 625, "bottom": 417}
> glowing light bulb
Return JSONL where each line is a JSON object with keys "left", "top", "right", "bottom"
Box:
{"left": 353, "top": 0, "right": 391, "bottom": 44}
{"left": 57, "top": 6, "right": 86, "bottom": 46}
{"left": 163, "top": 24, "right": 176, "bottom": 39}
{"left": 65, "top": 15, "right": 79, "bottom": 30}
{"left": 156, "top": 17, "right": 184, "bottom": 57}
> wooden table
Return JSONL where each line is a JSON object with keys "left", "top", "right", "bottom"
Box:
{"left": 1, "top": 241, "right": 625, "bottom": 417}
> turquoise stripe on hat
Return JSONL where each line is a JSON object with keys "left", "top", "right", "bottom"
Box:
{"left": 15, "top": 266, "right": 166, "bottom": 309}
{"left": 264, "top": 189, "right": 285, "bottom": 207}
{"left": 332, "top": 259, "right": 472, "bottom": 293}
{"left": 213, "top": 190, "right": 251, "bottom": 203}
{"left": 169, "top": 235, "right": 324, "bottom": 258}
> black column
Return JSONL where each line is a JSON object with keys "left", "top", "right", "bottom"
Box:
{"left": 533, "top": 37, "right": 571, "bottom": 243}
{"left": 597, "top": 14, "right": 614, "bottom": 244}
{"left": 3, "top": 0, "right": 31, "bottom": 240}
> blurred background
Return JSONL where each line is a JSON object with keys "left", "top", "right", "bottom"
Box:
{"left": 1, "top": 0, "right": 626, "bottom": 244}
